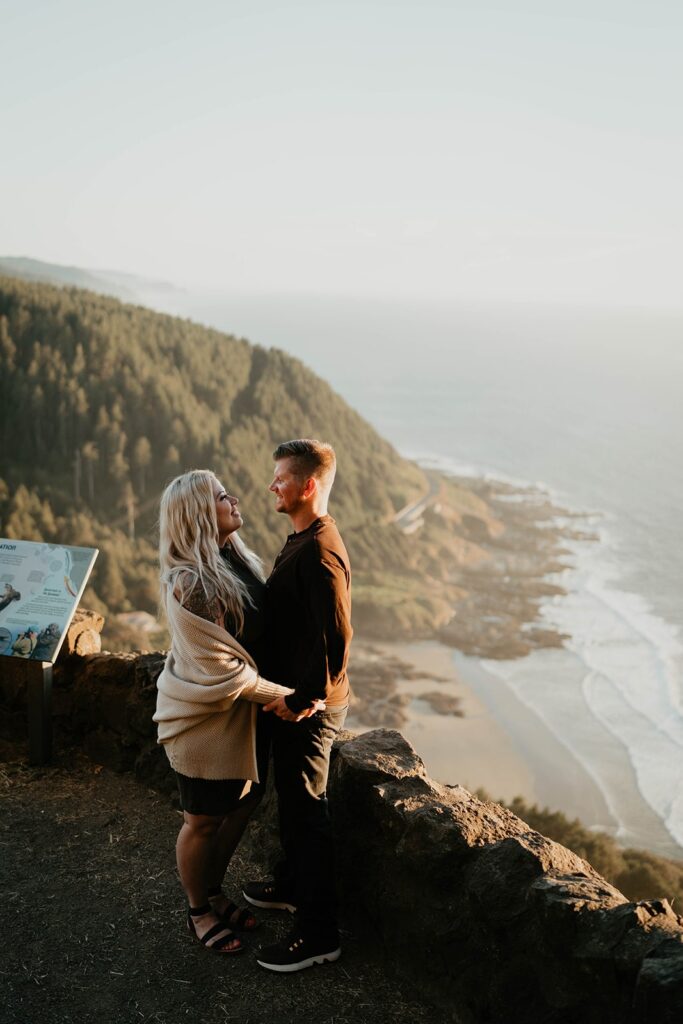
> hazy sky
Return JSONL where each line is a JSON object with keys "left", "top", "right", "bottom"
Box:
{"left": 1, "top": 0, "right": 681, "bottom": 308}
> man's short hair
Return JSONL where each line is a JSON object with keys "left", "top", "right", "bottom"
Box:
{"left": 273, "top": 439, "right": 336, "bottom": 487}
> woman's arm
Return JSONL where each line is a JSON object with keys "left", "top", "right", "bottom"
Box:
{"left": 176, "top": 575, "right": 224, "bottom": 627}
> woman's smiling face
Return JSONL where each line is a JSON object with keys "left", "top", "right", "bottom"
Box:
{"left": 213, "top": 477, "right": 243, "bottom": 544}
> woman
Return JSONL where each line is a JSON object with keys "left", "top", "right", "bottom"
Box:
{"left": 154, "top": 469, "right": 317, "bottom": 954}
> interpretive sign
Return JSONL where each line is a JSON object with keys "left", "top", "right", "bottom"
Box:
{"left": 0, "top": 539, "right": 98, "bottom": 664}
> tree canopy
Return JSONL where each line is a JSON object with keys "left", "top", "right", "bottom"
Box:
{"left": 0, "top": 275, "right": 430, "bottom": 617}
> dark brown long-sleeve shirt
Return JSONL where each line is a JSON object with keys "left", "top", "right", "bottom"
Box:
{"left": 265, "top": 515, "right": 352, "bottom": 714}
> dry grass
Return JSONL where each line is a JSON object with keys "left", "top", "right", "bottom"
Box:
{"left": 0, "top": 742, "right": 442, "bottom": 1024}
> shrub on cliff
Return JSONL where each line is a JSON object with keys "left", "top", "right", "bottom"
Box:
{"left": 482, "top": 790, "right": 683, "bottom": 905}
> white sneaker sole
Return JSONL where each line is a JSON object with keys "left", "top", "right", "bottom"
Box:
{"left": 243, "top": 892, "right": 296, "bottom": 913}
{"left": 256, "top": 947, "right": 341, "bottom": 973}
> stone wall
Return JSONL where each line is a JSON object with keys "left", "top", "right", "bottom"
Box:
{"left": 0, "top": 623, "right": 170, "bottom": 790}
{"left": 330, "top": 730, "right": 683, "bottom": 1024}
{"left": 1, "top": 644, "right": 682, "bottom": 1022}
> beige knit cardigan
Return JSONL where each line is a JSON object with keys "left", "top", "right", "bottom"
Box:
{"left": 153, "top": 592, "right": 290, "bottom": 781}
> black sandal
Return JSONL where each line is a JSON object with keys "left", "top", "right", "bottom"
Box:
{"left": 214, "top": 900, "right": 258, "bottom": 931}
{"left": 187, "top": 911, "right": 244, "bottom": 954}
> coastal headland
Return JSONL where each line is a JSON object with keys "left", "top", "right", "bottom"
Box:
{"left": 350, "top": 470, "right": 587, "bottom": 646}
{"left": 349, "top": 471, "right": 593, "bottom": 725}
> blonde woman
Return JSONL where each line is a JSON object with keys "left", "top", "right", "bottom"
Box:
{"left": 154, "top": 469, "right": 321, "bottom": 955}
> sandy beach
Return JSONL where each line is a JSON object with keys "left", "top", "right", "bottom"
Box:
{"left": 349, "top": 639, "right": 537, "bottom": 801}
{"left": 348, "top": 639, "right": 683, "bottom": 860}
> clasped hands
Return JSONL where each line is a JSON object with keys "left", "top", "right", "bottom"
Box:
{"left": 262, "top": 694, "right": 326, "bottom": 722}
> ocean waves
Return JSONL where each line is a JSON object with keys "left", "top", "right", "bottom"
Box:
{"left": 484, "top": 525, "right": 683, "bottom": 854}
{"left": 415, "top": 451, "right": 683, "bottom": 856}
{"left": 549, "top": 536, "right": 683, "bottom": 849}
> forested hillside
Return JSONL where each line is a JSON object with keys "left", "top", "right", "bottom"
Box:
{"left": 0, "top": 275, "right": 469, "bottom": 634}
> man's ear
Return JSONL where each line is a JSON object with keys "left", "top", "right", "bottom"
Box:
{"left": 302, "top": 476, "right": 317, "bottom": 500}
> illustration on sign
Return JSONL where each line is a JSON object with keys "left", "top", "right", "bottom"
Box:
{"left": 0, "top": 539, "right": 98, "bottom": 663}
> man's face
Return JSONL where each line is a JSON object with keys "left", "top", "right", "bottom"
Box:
{"left": 269, "top": 458, "right": 307, "bottom": 516}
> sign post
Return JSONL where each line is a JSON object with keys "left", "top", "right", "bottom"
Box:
{"left": 27, "top": 662, "right": 53, "bottom": 764}
{"left": 0, "top": 539, "right": 98, "bottom": 764}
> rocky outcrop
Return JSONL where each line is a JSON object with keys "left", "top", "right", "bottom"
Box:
{"left": 66, "top": 607, "right": 105, "bottom": 655}
{"left": 1, "top": 647, "right": 682, "bottom": 1022}
{"left": 329, "top": 730, "right": 683, "bottom": 1023}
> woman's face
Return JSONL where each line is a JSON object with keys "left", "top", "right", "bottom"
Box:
{"left": 213, "top": 478, "right": 243, "bottom": 544}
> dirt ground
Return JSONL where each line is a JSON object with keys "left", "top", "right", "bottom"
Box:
{"left": 0, "top": 741, "right": 441, "bottom": 1024}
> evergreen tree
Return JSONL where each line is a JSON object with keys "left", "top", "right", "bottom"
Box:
{"left": 132, "top": 436, "right": 152, "bottom": 497}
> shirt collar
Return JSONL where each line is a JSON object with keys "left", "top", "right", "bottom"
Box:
{"left": 287, "top": 514, "right": 334, "bottom": 541}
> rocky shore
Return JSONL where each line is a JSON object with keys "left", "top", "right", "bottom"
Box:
{"left": 348, "top": 642, "right": 456, "bottom": 729}
{"left": 437, "top": 475, "right": 595, "bottom": 659}
{"left": 349, "top": 473, "right": 597, "bottom": 728}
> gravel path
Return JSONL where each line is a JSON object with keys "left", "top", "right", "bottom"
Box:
{"left": 0, "top": 745, "right": 440, "bottom": 1024}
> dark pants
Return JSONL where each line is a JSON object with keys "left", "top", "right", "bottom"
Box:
{"left": 260, "top": 705, "right": 347, "bottom": 941}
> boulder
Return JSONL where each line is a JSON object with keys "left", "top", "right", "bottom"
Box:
{"left": 63, "top": 607, "right": 104, "bottom": 656}
{"left": 329, "top": 729, "right": 683, "bottom": 1023}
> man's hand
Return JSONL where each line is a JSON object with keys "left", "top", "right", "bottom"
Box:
{"left": 262, "top": 696, "right": 326, "bottom": 722}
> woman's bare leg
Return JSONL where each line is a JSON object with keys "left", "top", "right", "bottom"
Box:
{"left": 208, "top": 796, "right": 260, "bottom": 888}
{"left": 176, "top": 811, "right": 241, "bottom": 949}
{"left": 207, "top": 795, "right": 261, "bottom": 926}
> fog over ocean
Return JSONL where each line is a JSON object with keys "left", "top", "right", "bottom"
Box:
{"left": 149, "top": 289, "right": 683, "bottom": 855}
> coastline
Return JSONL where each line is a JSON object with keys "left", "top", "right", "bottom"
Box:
{"left": 435, "top": 473, "right": 596, "bottom": 660}
{"left": 350, "top": 466, "right": 683, "bottom": 862}
{"left": 351, "top": 469, "right": 585, "bottom": 653}
{"left": 348, "top": 639, "right": 613, "bottom": 827}
{"left": 348, "top": 638, "right": 683, "bottom": 861}
{"left": 348, "top": 639, "right": 536, "bottom": 802}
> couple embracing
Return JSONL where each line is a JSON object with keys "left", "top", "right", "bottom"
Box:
{"left": 153, "top": 439, "right": 352, "bottom": 972}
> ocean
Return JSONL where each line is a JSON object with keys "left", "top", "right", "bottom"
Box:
{"left": 145, "top": 287, "right": 683, "bottom": 857}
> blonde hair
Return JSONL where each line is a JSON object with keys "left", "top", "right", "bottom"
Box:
{"left": 158, "top": 469, "right": 265, "bottom": 635}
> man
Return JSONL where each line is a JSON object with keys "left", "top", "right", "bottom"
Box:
{"left": 244, "top": 438, "right": 352, "bottom": 973}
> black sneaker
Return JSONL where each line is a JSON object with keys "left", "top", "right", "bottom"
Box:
{"left": 256, "top": 931, "right": 341, "bottom": 973}
{"left": 242, "top": 880, "right": 296, "bottom": 914}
